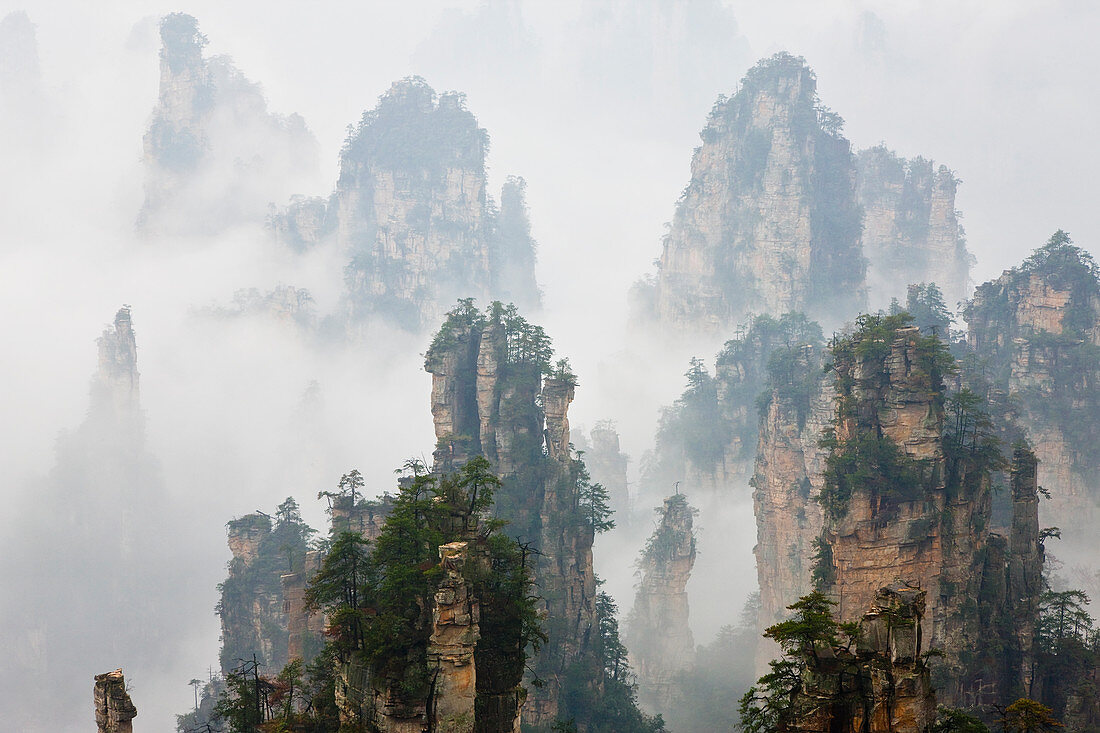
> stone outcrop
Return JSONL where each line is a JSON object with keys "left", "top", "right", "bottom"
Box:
{"left": 268, "top": 195, "right": 329, "bottom": 251}
{"left": 625, "top": 493, "right": 697, "bottom": 714}
{"left": 856, "top": 145, "right": 971, "bottom": 309}
{"left": 272, "top": 78, "right": 541, "bottom": 331}
{"left": 0, "top": 307, "right": 179, "bottom": 732}
{"left": 428, "top": 541, "right": 480, "bottom": 733}
{"left": 645, "top": 53, "right": 864, "bottom": 333}
{"left": 139, "top": 13, "right": 317, "bottom": 234}
{"left": 94, "top": 669, "right": 137, "bottom": 733}
{"left": 92, "top": 307, "right": 141, "bottom": 432}
{"left": 965, "top": 232, "right": 1100, "bottom": 539}
{"left": 752, "top": 370, "right": 833, "bottom": 631}
{"left": 217, "top": 502, "right": 317, "bottom": 675}
{"left": 811, "top": 319, "right": 1042, "bottom": 705}
{"left": 789, "top": 587, "right": 937, "bottom": 732}
{"left": 425, "top": 304, "right": 597, "bottom": 727}
{"left": 202, "top": 285, "right": 316, "bottom": 328}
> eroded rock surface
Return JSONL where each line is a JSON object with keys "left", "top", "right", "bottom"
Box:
{"left": 857, "top": 145, "right": 970, "bottom": 309}
{"left": 94, "top": 669, "right": 137, "bottom": 733}
{"left": 626, "top": 493, "right": 697, "bottom": 714}
{"left": 646, "top": 53, "right": 864, "bottom": 333}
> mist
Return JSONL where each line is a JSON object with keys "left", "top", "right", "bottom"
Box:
{"left": 2, "top": 1, "right": 1098, "bottom": 730}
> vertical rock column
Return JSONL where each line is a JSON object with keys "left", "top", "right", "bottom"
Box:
{"left": 527, "top": 377, "right": 598, "bottom": 727}
{"left": 428, "top": 542, "right": 480, "bottom": 733}
{"left": 626, "top": 493, "right": 697, "bottom": 714}
{"left": 1009, "top": 446, "right": 1044, "bottom": 693}
{"left": 94, "top": 669, "right": 137, "bottom": 733}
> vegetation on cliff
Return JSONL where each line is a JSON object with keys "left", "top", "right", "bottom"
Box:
{"left": 217, "top": 498, "right": 318, "bottom": 675}
{"left": 643, "top": 312, "right": 824, "bottom": 491}
{"left": 966, "top": 231, "right": 1100, "bottom": 465}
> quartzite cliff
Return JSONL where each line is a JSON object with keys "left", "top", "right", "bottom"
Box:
{"left": 644, "top": 53, "right": 864, "bottom": 333}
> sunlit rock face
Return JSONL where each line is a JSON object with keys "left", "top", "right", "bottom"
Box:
{"left": 330, "top": 78, "right": 540, "bottom": 332}
{"left": 857, "top": 145, "right": 971, "bottom": 309}
{"left": 138, "top": 13, "right": 318, "bottom": 234}
{"left": 625, "top": 493, "right": 696, "bottom": 715}
{"left": 648, "top": 53, "right": 864, "bottom": 333}
{"left": 425, "top": 305, "right": 597, "bottom": 727}
{"left": 94, "top": 669, "right": 137, "bottom": 733}
{"left": 966, "top": 233, "right": 1100, "bottom": 539}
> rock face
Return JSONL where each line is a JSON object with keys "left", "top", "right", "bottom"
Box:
{"left": 646, "top": 53, "right": 864, "bottom": 333}
{"left": 625, "top": 493, "right": 697, "bottom": 714}
{"left": 94, "top": 669, "right": 137, "bottom": 733}
{"left": 92, "top": 307, "right": 142, "bottom": 433}
{"left": 856, "top": 145, "right": 971, "bottom": 309}
{"left": 425, "top": 304, "right": 597, "bottom": 727}
{"left": 965, "top": 231, "right": 1100, "bottom": 539}
{"left": 752, "top": 370, "right": 832, "bottom": 632}
{"left": 813, "top": 319, "right": 1042, "bottom": 705}
{"left": 789, "top": 587, "right": 937, "bottom": 732}
{"left": 281, "top": 78, "right": 542, "bottom": 331}
{"left": 217, "top": 502, "right": 317, "bottom": 675}
{"left": 139, "top": 13, "right": 317, "bottom": 234}
{"left": 428, "top": 541, "right": 480, "bottom": 733}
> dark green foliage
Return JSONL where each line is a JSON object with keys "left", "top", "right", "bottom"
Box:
{"left": 340, "top": 77, "right": 487, "bottom": 174}
{"left": 932, "top": 706, "right": 991, "bottom": 732}
{"left": 739, "top": 592, "right": 859, "bottom": 732}
{"left": 1000, "top": 699, "right": 1064, "bottom": 732}
{"left": 575, "top": 461, "right": 615, "bottom": 533}
{"left": 640, "top": 493, "right": 695, "bottom": 564}
{"left": 644, "top": 312, "right": 824, "bottom": 493}
{"left": 1031, "top": 590, "right": 1100, "bottom": 714}
{"left": 899, "top": 282, "right": 953, "bottom": 335}
{"left": 305, "top": 457, "right": 541, "bottom": 714}
{"left": 809, "top": 535, "right": 835, "bottom": 589}
{"left": 665, "top": 357, "right": 730, "bottom": 473}
{"left": 819, "top": 429, "right": 925, "bottom": 520}
{"left": 818, "top": 312, "right": 955, "bottom": 520}
{"left": 943, "top": 389, "right": 1007, "bottom": 500}
{"left": 965, "top": 231, "right": 1100, "bottom": 472}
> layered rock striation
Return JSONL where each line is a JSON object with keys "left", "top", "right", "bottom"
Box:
{"left": 645, "top": 53, "right": 864, "bottom": 333}
{"left": 857, "top": 145, "right": 971, "bottom": 309}
{"left": 217, "top": 499, "right": 317, "bottom": 675}
{"left": 751, "top": 360, "right": 832, "bottom": 632}
{"left": 139, "top": 13, "right": 318, "bottom": 234}
{"left": 810, "top": 316, "right": 1043, "bottom": 705}
{"left": 791, "top": 587, "right": 937, "bottom": 732}
{"left": 965, "top": 231, "right": 1100, "bottom": 538}
{"left": 275, "top": 78, "right": 541, "bottom": 331}
{"left": 625, "top": 493, "right": 697, "bottom": 714}
{"left": 424, "top": 302, "right": 598, "bottom": 728}
{"left": 94, "top": 669, "right": 137, "bottom": 733}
